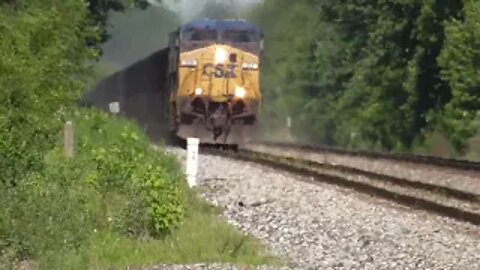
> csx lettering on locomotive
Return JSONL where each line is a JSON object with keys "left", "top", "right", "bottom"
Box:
{"left": 202, "top": 63, "right": 237, "bottom": 78}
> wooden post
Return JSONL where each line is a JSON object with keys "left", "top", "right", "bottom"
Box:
{"left": 64, "top": 121, "right": 74, "bottom": 158}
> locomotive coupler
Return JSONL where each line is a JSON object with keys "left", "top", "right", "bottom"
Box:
{"left": 206, "top": 103, "right": 231, "bottom": 141}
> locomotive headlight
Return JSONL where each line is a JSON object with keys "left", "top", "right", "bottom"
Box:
{"left": 242, "top": 62, "right": 259, "bottom": 70}
{"left": 234, "top": 86, "right": 247, "bottom": 98}
{"left": 215, "top": 47, "right": 228, "bottom": 64}
{"left": 194, "top": 87, "right": 203, "bottom": 95}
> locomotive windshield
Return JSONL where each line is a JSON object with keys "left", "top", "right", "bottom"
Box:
{"left": 184, "top": 28, "right": 217, "bottom": 41}
{"left": 180, "top": 28, "right": 217, "bottom": 51}
{"left": 221, "top": 30, "right": 261, "bottom": 53}
{"left": 222, "top": 30, "right": 258, "bottom": 43}
{"left": 179, "top": 20, "right": 262, "bottom": 54}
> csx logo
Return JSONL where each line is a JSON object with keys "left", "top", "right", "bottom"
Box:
{"left": 203, "top": 64, "right": 237, "bottom": 78}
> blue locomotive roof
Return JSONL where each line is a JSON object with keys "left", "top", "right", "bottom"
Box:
{"left": 180, "top": 19, "right": 261, "bottom": 35}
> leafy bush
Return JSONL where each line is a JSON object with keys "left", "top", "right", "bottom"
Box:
{"left": 73, "top": 109, "right": 186, "bottom": 237}
{"left": 0, "top": 109, "right": 187, "bottom": 268}
{"left": 0, "top": 158, "right": 92, "bottom": 261}
{"left": 0, "top": 1, "right": 99, "bottom": 266}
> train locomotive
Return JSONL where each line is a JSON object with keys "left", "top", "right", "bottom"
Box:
{"left": 165, "top": 19, "right": 264, "bottom": 146}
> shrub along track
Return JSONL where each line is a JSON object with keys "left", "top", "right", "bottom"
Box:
{"left": 202, "top": 144, "right": 480, "bottom": 226}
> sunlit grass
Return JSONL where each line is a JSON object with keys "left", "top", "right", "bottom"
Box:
{"left": 46, "top": 191, "right": 281, "bottom": 270}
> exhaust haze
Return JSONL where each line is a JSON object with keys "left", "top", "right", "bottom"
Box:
{"left": 162, "top": 0, "right": 262, "bottom": 22}
{"left": 100, "top": 0, "right": 262, "bottom": 70}
{"left": 99, "top": 5, "right": 180, "bottom": 70}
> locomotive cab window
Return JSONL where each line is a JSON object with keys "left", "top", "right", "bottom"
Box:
{"left": 180, "top": 28, "right": 218, "bottom": 51}
{"left": 222, "top": 30, "right": 258, "bottom": 43}
{"left": 183, "top": 28, "right": 217, "bottom": 41}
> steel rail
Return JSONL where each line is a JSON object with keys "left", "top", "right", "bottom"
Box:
{"left": 203, "top": 147, "right": 480, "bottom": 226}
{"left": 253, "top": 141, "right": 480, "bottom": 171}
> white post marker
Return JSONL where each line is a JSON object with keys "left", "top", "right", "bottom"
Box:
{"left": 286, "top": 116, "right": 293, "bottom": 141}
{"left": 186, "top": 138, "right": 200, "bottom": 187}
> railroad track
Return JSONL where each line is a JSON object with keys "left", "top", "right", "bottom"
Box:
{"left": 202, "top": 144, "right": 480, "bottom": 226}
{"left": 255, "top": 141, "right": 480, "bottom": 171}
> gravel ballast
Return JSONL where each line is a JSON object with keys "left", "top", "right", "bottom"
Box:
{"left": 244, "top": 144, "right": 480, "bottom": 196}
{"left": 147, "top": 264, "right": 286, "bottom": 270}
{"left": 167, "top": 147, "right": 480, "bottom": 270}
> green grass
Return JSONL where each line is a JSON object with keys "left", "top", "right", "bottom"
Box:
{"left": 2, "top": 109, "right": 281, "bottom": 270}
{"left": 45, "top": 190, "right": 281, "bottom": 270}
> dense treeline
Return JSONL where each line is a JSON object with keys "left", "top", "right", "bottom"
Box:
{"left": 248, "top": 0, "right": 480, "bottom": 155}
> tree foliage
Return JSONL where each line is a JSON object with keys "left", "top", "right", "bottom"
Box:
{"left": 438, "top": 1, "right": 480, "bottom": 151}
{"left": 0, "top": 1, "right": 186, "bottom": 266}
{"left": 0, "top": 0, "right": 165, "bottom": 182}
{"left": 0, "top": 0, "right": 97, "bottom": 183}
{"left": 249, "top": 0, "right": 480, "bottom": 153}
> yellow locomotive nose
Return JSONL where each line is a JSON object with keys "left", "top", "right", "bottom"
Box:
{"left": 167, "top": 18, "right": 263, "bottom": 145}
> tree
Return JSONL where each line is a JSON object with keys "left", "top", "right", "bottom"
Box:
{"left": 246, "top": 0, "right": 480, "bottom": 154}
{"left": 438, "top": 0, "right": 480, "bottom": 152}
{"left": 0, "top": 0, "right": 97, "bottom": 182}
